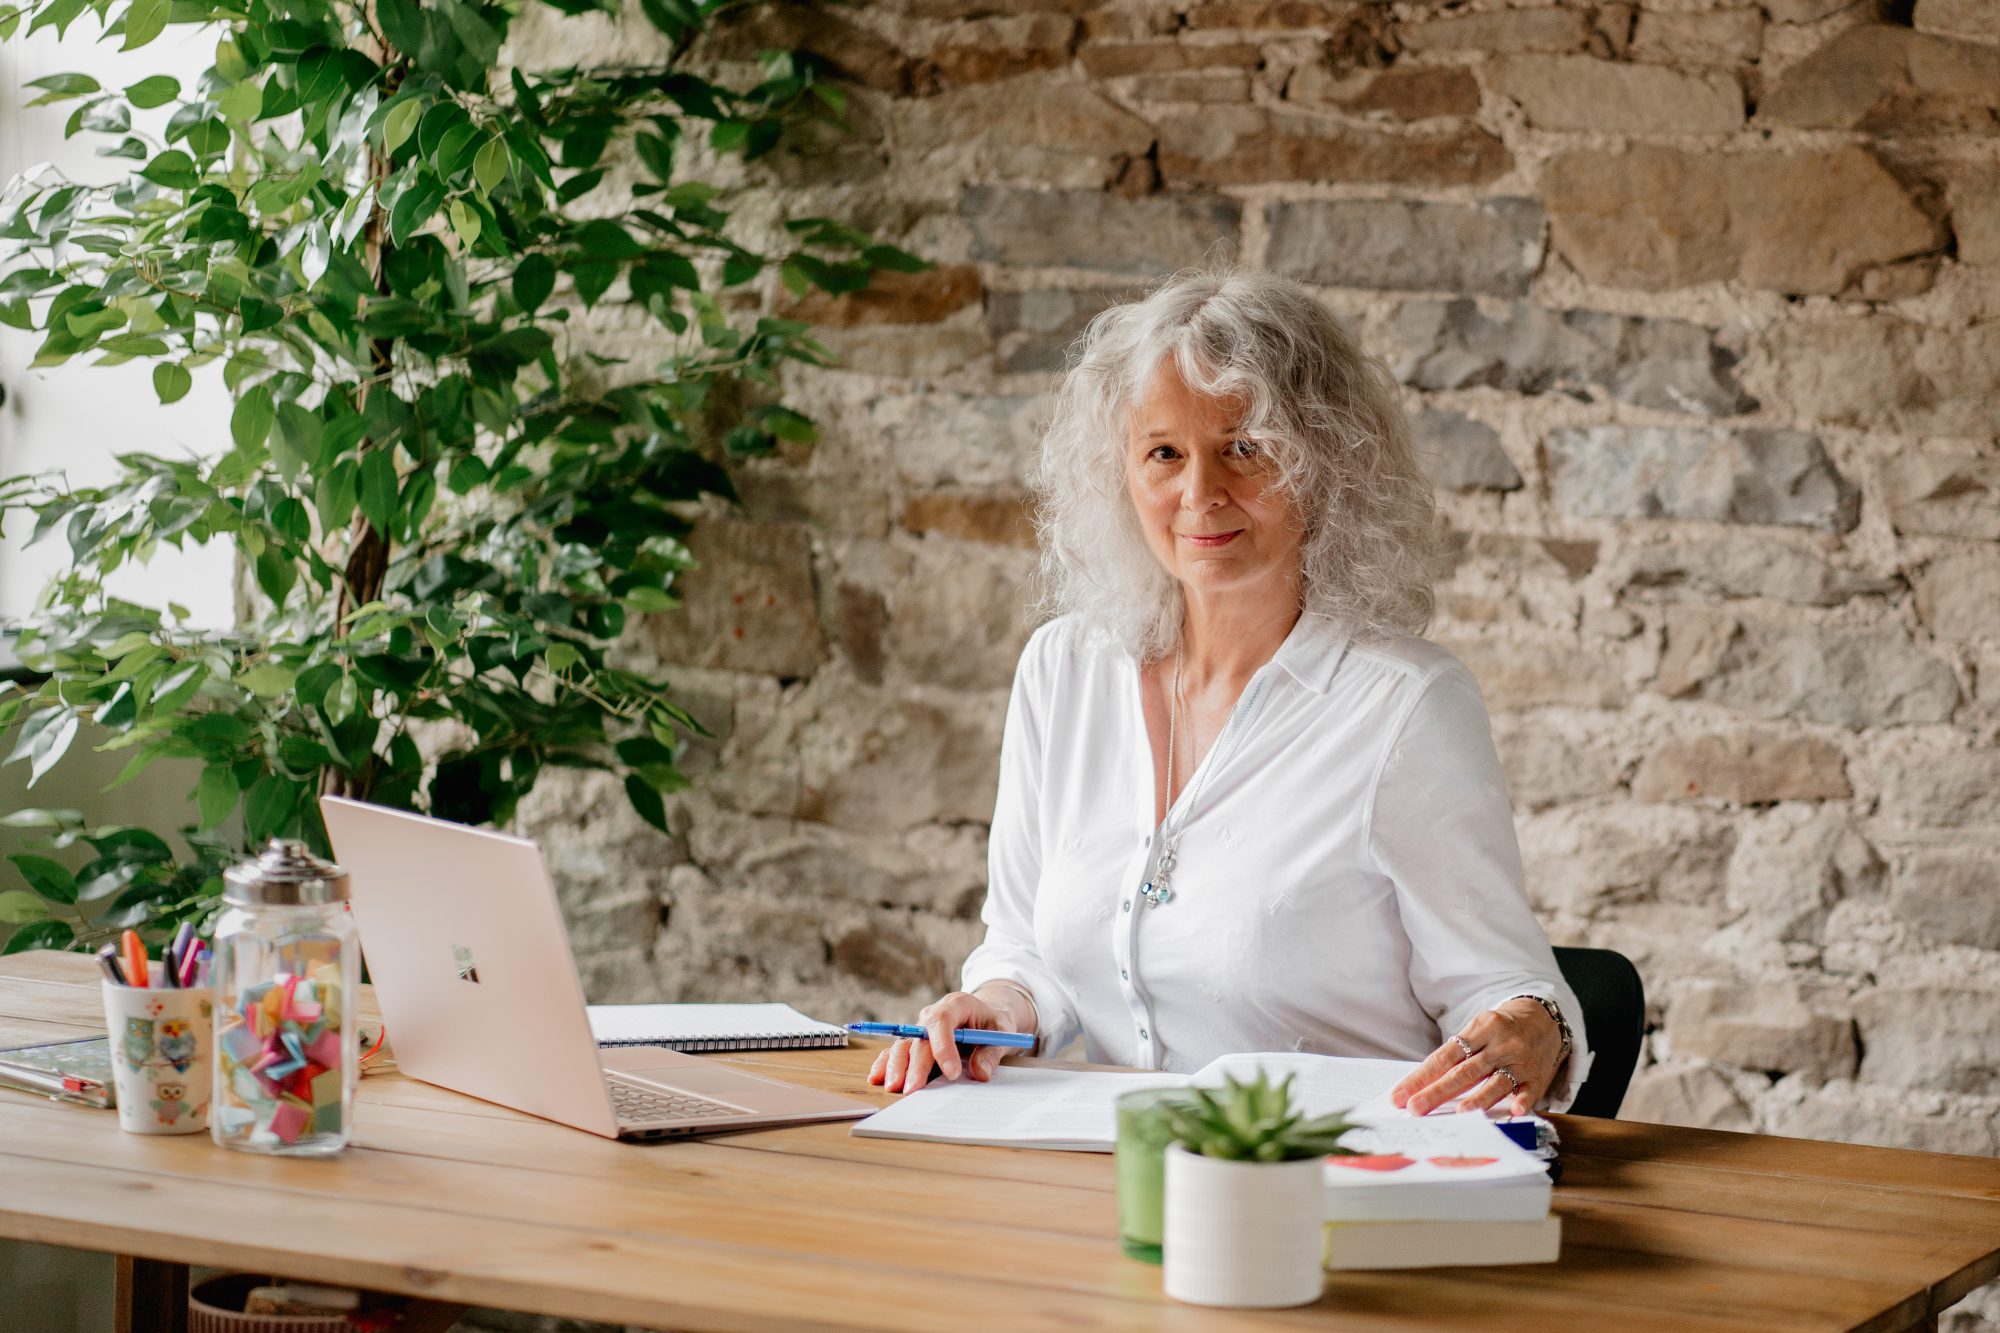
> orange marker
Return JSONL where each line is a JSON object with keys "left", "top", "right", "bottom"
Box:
{"left": 120, "top": 929, "right": 149, "bottom": 989}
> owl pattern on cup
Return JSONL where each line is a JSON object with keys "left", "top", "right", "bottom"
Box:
{"left": 157, "top": 1018, "right": 197, "bottom": 1073}
{"left": 121, "top": 1016, "right": 155, "bottom": 1070}
{"left": 149, "top": 1080, "right": 202, "bottom": 1126}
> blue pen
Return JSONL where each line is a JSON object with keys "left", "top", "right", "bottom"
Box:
{"left": 846, "top": 1022, "right": 1036, "bottom": 1050}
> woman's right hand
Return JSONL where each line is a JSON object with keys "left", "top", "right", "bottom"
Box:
{"left": 866, "top": 989, "right": 1018, "bottom": 1096}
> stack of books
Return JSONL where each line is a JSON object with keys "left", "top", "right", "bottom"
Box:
{"left": 1321, "top": 1114, "right": 1560, "bottom": 1270}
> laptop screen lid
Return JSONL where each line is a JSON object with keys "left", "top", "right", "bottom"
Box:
{"left": 320, "top": 796, "right": 618, "bottom": 1137}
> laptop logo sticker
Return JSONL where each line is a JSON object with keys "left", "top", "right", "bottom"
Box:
{"left": 452, "top": 944, "right": 480, "bottom": 983}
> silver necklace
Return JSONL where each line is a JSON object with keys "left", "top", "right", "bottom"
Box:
{"left": 1140, "top": 645, "right": 1217, "bottom": 908}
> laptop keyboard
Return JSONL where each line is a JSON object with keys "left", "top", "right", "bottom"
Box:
{"left": 609, "top": 1077, "right": 739, "bottom": 1125}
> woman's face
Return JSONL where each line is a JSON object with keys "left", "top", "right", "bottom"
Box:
{"left": 1124, "top": 357, "right": 1304, "bottom": 606}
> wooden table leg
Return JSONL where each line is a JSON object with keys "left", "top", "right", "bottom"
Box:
{"left": 114, "top": 1253, "right": 189, "bottom": 1333}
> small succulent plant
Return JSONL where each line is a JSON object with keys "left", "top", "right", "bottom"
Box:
{"left": 1160, "top": 1070, "right": 1361, "bottom": 1163}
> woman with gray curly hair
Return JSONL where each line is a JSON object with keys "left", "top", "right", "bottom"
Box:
{"left": 870, "top": 269, "right": 1591, "bottom": 1118}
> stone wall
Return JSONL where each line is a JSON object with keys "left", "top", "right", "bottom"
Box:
{"left": 503, "top": 2, "right": 1999, "bottom": 1327}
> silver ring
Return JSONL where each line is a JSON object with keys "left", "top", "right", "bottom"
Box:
{"left": 1451, "top": 1035, "right": 1477, "bottom": 1062}
{"left": 1496, "top": 1066, "right": 1521, "bottom": 1095}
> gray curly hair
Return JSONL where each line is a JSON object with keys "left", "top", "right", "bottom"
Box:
{"left": 1032, "top": 268, "right": 1439, "bottom": 660}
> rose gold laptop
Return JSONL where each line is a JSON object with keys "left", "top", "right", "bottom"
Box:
{"left": 321, "top": 797, "right": 873, "bottom": 1140}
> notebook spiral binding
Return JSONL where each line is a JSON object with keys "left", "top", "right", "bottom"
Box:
{"left": 597, "top": 1032, "right": 849, "bottom": 1052}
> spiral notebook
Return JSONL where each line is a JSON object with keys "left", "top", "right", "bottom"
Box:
{"left": 586, "top": 1003, "right": 850, "bottom": 1052}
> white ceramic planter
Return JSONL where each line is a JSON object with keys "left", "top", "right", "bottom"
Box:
{"left": 1162, "top": 1143, "right": 1326, "bottom": 1308}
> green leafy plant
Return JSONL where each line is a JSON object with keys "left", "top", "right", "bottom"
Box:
{"left": 0, "top": 0, "right": 923, "bottom": 955}
{"left": 1161, "top": 1072, "right": 1360, "bottom": 1163}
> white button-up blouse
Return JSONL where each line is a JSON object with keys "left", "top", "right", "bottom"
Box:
{"left": 961, "top": 611, "right": 1593, "bottom": 1112}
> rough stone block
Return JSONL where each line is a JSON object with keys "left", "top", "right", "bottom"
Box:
{"left": 707, "top": 7, "right": 912, "bottom": 94}
{"left": 1631, "top": 9, "right": 1765, "bottom": 65}
{"left": 737, "top": 471, "right": 893, "bottom": 538}
{"left": 962, "top": 187, "right": 1241, "bottom": 275}
{"left": 1878, "top": 748, "right": 2000, "bottom": 830}
{"left": 649, "top": 519, "right": 827, "bottom": 678}
{"left": 986, "top": 286, "right": 1137, "bottom": 373}
{"left": 1285, "top": 64, "right": 1481, "bottom": 120}
{"left": 1398, "top": 7, "right": 1590, "bottom": 54}
{"left": 872, "top": 392, "right": 1046, "bottom": 488}
{"left": 893, "top": 75, "right": 1152, "bottom": 189}
{"left": 1657, "top": 616, "right": 1960, "bottom": 728}
{"left": 1634, "top": 732, "right": 1851, "bottom": 805}
{"left": 829, "top": 580, "right": 888, "bottom": 685}
{"left": 802, "top": 690, "right": 1006, "bottom": 834}
{"left": 1442, "top": 634, "right": 1628, "bottom": 710}
{"left": 898, "top": 490, "right": 1037, "bottom": 548}
{"left": 1760, "top": 25, "right": 2000, "bottom": 133}
{"left": 883, "top": 543, "right": 1037, "bottom": 690}
{"left": 1890, "top": 851, "right": 2000, "bottom": 950}
{"left": 1854, "top": 988, "right": 2000, "bottom": 1093}
{"left": 1724, "top": 806, "right": 1878, "bottom": 945}
{"left": 1546, "top": 426, "right": 1858, "bottom": 531}
{"left": 922, "top": 15, "right": 1077, "bottom": 88}
{"left": 1882, "top": 452, "right": 2000, "bottom": 541}
{"left": 1490, "top": 720, "right": 1619, "bottom": 811}
{"left": 1264, "top": 198, "right": 1544, "bottom": 296}
{"left": 1945, "top": 164, "right": 2000, "bottom": 267}
{"left": 1156, "top": 107, "right": 1510, "bottom": 188}
{"left": 1765, "top": 0, "right": 1866, "bottom": 20}
{"left": 1078, "top": 39, "right": 1262, "bottom": 79}
{"left": 1545, "top": 145, "right": 1943, "bottom": 296}
{"left": 1760, "top": 319, "right": 2000, "bottom": 440}
{"left": 1517, "top": 804, "right": 1734, "bottom": 916}
{"left": 1391, "top": 299, "right": 1752, "bottom": 417}
{"left": 1915, "top": 0, "right": 2000, "bottom": 43}
{"left": 1184, "top": 0, "right": 1355, "bottom": 27}
{"left": 828, "top": 920, "right": 949, "bottom": 994}
{"left": 1412, "top": 409, "right": 1521, "bottom": 492}
{"left": 817, "top": 323, "right": 993, "bottom": 379}
{"left": 1619, "top": 535, "right": 1897, "bottom": 607}
{"left": 780, "top": 265, "right": 981, "bottom": 328}
{"left": 1619, "top": 1063, "right": 1755, "bottom": 1130}
{"left": 1667, "top": 982, "right": 1858, "bottom": 1079}
{"left": 1915, "top": 549, "right": 2000, "bottom": 641}
{"left": 1764, "top": 1082, "right": 2000, "bottom": 1157}
{"left": 1487, "top": 55, "right": 1744, "bottom": 134}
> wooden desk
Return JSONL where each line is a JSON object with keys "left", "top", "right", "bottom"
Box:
{"left": 1, "top": 951, "right": 1995, "bottom": 1333}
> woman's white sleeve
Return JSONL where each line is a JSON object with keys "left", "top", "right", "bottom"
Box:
{"left": 960, "top": 630, "right": 1082, "bottom": 1056}
{"left": 1366, "top": 664, "right": 1594, "bottom": 1112}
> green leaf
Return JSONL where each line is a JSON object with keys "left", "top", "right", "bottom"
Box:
{"left": 383, "top": 98, "right": 422, "bottom": 155}
{"left": 230, "top": 384, "right": 275, "bottom": 452}
{"left": 152, "top": 362, "right": 191, "bottom": 403}
{"left": 546, "top": 642, "right": 580, "bottom": 674}
{"left": 359, "top": 450, "right": 398, "bottom": 535}
{"left": 2, "top": 920, "right": 72, "bottom": 955}
{"left": 27, "top": 713, "right": 77, "bottom": 787}
{"left": 121, "top": 0, "right": 168, "bottom": 49}
{"left": 243, "top": 774, "right": 302, "bottom": 842}
{"left": 449, "top": 198, "right": 480, "bottom": 247}
{"left": 472, "top": 136, "right": 508, "bottom": 193}
{"left": 195, "top": 764, "right": 237, "bottom": 830}
{"left": 124, "top": 75, "right": 180, "bottom": 108}
{"left": 9, "top": 854, "right": 77, "bottom": 904}
{"left": 236, "top": 663, "right": 295, "bottom": 698}
{"left": 323, "top": 674, "right": 358, "bottom": 726}
{"left": 139, "top": 149, "right": 197, "bottom": 190}
{"left": 624, "top": 774, "right": 669, "bottom": 834}
{"left": 512, "top": 253, "right": 554, "bottom": 312}
{"left": 0, "top": 891, "right": 48, "bottom": 925}
{"left": 218, "top": 80, "right": 262, "bottom": 123}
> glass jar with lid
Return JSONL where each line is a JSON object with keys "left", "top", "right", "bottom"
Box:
{"left": 210, "top": 839, "right": 358, "bottom": 1155}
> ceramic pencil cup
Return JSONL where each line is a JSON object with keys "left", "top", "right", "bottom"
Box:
{"left": 101, "top": 979, "right": 214, "bottom": 1135}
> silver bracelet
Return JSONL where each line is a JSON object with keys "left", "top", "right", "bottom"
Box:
{"left": 1507, "top": 993, "right": 1572, "bottom": 1062}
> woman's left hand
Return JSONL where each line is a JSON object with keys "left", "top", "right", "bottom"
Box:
{"left": 1390, "top": 999, "right": 1565, "bottom": 1117}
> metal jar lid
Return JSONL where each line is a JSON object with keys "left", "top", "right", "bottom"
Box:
{"left": 223, "top": 839, "right": 350, "bottom": 907}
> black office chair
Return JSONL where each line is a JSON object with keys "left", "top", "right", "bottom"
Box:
{"left": 1551, "top": 946, "right": 1644, "bottom": 1118}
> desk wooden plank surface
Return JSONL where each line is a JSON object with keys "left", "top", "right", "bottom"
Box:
{"left": 1, "top": 953, "right": 1995, "bottom": 1332}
